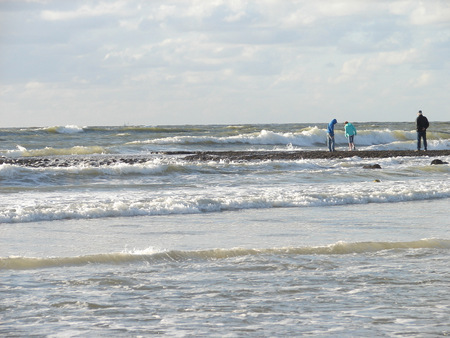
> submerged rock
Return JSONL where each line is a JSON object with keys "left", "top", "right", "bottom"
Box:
{"left": 363, "top": 164, "right": 382, "bottom": 169}
{"left": 430, "top": 159, "right": 448, "bottom": 165}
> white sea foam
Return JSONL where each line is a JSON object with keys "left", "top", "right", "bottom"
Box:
{"left": 1, "top": 175, "right": 448, "bottom": 223}
{"left": 6, "top": 145, "right": 29, "bottom": 157}
{"left": 10, "top": 146, "right": 108, "bottom": 157}
{"left": 0, "top": 159, "right": 186, "bottom": 184}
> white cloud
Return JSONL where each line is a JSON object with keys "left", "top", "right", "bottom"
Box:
{"left": 410, "top": 72, "right": 434, "bottom": 87}
{"left": 373, "top": 49, "right": 419, "bottom": 68}
{"left": 1, "top": 0, "right": 449, "bottom": 126}
{"left": 409, "top": 2, "right": 450, "bottom": 26}
{"left": 315, "top": 1, "right": 374, "bottom": 17}
{"left": 41, "top": 1, "right": 127, "bottom": 21}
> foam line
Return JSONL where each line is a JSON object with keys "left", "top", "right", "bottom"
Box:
{"left": 2, "top": 239, "right": 448, "bottom": 270}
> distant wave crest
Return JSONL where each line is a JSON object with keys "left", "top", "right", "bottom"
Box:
{"left": 45, "top": 125, "right": 85, "bottom": 134}
{"left": 8, "top": 145, "right": 107, "bottom": 157}
{"left": 130, "top": 127, "right": 450, "bottom": 150}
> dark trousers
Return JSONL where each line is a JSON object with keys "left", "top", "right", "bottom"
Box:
{"left": 327, "top": 134, "right": 335, "bottom": 152}
{"left": 417, "top": 131, "right": 427, "bottom": 150}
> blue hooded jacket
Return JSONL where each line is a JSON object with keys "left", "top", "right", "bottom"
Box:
{"left": 327, "top": 119, "right": 337, "bottom": 136}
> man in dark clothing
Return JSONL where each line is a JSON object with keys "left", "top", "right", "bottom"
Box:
{"left": 416, "top": 110, "right": 429, "bottom": 151}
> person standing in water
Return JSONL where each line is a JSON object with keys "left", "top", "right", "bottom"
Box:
{"left": 327, "top": 119, "right": 337, "bottom": 152}
{"left": 344, "top": 121, "right": 357, "bottom": 151}
{"left": 416, "top": 110, "right": 429, "bottom": 151}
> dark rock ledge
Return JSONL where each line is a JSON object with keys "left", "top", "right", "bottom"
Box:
{"left": 182, "top": 150, "right": 450, "bottom": 162}
{"left": 0, "top": 150, "right": 449, "bottom": 167}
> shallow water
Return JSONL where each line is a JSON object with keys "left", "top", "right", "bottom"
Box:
{"left": 1, "top": 123, "right": 449, "bottom": 336}
{"left": 1, "top": 200, "right": 449, "bottom": 336}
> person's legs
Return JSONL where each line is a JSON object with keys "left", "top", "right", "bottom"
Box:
{"left": 417, "top": 131, "right": 427, "bottom": 151}
{"left": 348, "top": 135, "right": 354, "bottom": 150}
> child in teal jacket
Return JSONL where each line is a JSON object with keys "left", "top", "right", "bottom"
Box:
{"left": 344, "top": 121, "right": 357, "bottom": 151}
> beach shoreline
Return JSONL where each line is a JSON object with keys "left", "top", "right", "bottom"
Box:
{"left": 1, "top": 149, "right": 449, "bottom": 167}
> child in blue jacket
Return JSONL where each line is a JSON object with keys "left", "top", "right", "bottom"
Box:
{"left": 327, "top": 119, "right": 337, "bottom": 152}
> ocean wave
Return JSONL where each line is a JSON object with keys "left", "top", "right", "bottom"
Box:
{"left": 364, "top": 139, "right": 450, "bottom": 151}
{"left": 127, "top": 127, "right": 450, "bottom": 150}
{"left": 45, "top": 125, "right": 85, "bottom": 134}
{"left": 1, "top": 182, "right": 449, "bottom": 223}
{"left": 4, "top": 125, "right": 449, "bottom": 156}
{"left": 3, "top": 155, "right": 448, "bottom": 189}
{"left": 129, "top": 128, "right": 326, "bottom": 147}
{"left": 7, "top": 145, "right": 108, "bottom": 157}
{"left": 87, "top": 125, "right": 206, "bottom": 133}
{"left": 2, "top": 239, "right": 448, "bottom": 270}
{"left": 0, "top": 159, "right": 190, "bottom": 183}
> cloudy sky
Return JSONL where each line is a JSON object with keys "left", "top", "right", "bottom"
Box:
{"left": 1, "top": 0, "right": 449, "bottom": 127}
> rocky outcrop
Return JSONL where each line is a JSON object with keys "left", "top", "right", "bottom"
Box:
{"left": 0, "top": 150, "right": 449, "bottom": 167}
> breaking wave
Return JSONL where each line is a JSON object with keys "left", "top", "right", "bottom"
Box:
{"left": 130, "top": 127, "right": 450, "bottom": 150}
{"left": 2, "top": 239, "right": 449, "bottom": 270}
{"left": 45, "top": 125, "right": 85, "bottom": 134}
{"left": 1, "top": 179, "right": 449, "bottom": 223}
{"left": 8, "top": 145, "right": 108, "bottom": 157}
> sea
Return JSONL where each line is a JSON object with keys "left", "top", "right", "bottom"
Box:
{"left": 1, "top": 122, "right": 449, "bottom": 337}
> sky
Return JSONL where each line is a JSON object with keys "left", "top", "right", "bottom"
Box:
{"left": 1, "top": 0, "right": 449, "bottom": 127}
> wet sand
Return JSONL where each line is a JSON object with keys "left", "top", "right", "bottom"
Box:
{"left": 1, "top": 150, "right": 449, "bottom": 167}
